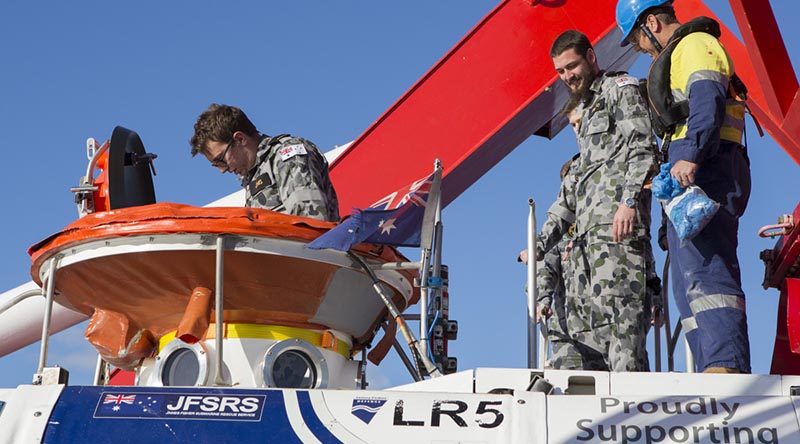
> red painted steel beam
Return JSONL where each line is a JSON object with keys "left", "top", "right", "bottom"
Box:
{"left": 727, "top": 0, "right": 797, "bottom": 120}
{"left": 786, "top": 278, "right": 800, "bottom": 353}
{"left": 330, "top": 0, "right": 800, "bottom": 214}
{"left": 764, "top": 204, "right": 800, "bottom": 373}
{"left": 725, "top": 0, "right": 800, "bottom": 166}
{"left": 770, "top": 279, "right": 800, "bottom": 375}
{"left": 763, "top": 203, "right": 800, "bottom": 291}
{"left": 329, "top": 0, "right": 636, "bottom": 213}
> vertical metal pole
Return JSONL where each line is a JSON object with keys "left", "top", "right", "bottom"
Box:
{"left": 35, "top": 257, "right": 58, "bottom": 383}
{"left": 527, "top": 199, "right": 538, "bottom": 369}
{"left": 418, "top": 248, "right": 431, "bottom": 359}
{"left": 662, "top": 254, "right": 674, "bottom": 371}
{"left": 417, "top": 159, "right": 442, "bottom": 374}
{"left": 538, "top": 321, "right": 548, "bottom": 369}
{"left": 433, "top": 202, "right": 443, "bottom": 275}
{"left": 427, "top": 202, "right": 444, "bottom": 363}
{"left": 360, "top": 348, "right": 368, "bottom": 389}
{"left": 668, "top": 320, "right": 682, "bottom": 373}
{"left": 654, "top": 323, "right": 662, "bottom": 372}
{"left": 93, "top": 355, "right": 106, "bottom": 386}
{"left": 214, "top": 236, "right": 226, "bottom": 385}
{"left": 684, "top": 337, "right": 695, "bottom": 373}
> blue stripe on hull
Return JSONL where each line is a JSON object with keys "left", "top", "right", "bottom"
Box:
{"left": 296, "top": 391, "right": 344, "bottom": 443}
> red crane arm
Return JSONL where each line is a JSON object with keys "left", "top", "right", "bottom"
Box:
{"left": 329, "top": 0, "right": 800, "bottom": 214}
{"left": 328, "top": 0, "right": 636, "bottom": 213}
{"left": 326, "top": 0, "right": 800, "bottom": 375}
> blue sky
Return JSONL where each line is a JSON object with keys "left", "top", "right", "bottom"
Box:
{"left": 1, "top": 1, "right": 799, "bottom": 388}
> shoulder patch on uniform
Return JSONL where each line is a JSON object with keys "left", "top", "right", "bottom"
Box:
{"left": 614, "top": 76, "right": 638, "bottom": 88}
{"left": 248, "top": 172, "right": 273, "bottom": 195}
{"left": 278, "top": 143, "right": 307, "bottom": 161}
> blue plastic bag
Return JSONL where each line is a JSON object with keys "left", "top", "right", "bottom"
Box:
{"left": 652, "top": 163, "right": 720, "bottom": 241}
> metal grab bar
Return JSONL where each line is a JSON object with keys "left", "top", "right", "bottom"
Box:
{"left": 527, "top": 198, "right": 541, "bottom": 368}
{"left": 34, "top": 257, "right": 58, "bottom": 384}
{"left": 214, "top": 236, "right": 227, "bottom": 386}
{"left": 758, "top": 215, "right": 794, "bottom": 238}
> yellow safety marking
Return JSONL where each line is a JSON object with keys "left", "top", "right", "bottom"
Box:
{"left": 158, "top": 323, "right": 351, "bottom": 358}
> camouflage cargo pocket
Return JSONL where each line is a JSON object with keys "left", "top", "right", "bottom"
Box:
{"left": 580, "top": 111, "right": 615, "bottom": 163}
{"left": 586, "top": 242, "right": 647, "bottom": 329}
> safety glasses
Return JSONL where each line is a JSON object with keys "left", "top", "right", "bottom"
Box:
{"left": 210, "top": 139, "right": 235, "bottom": 168}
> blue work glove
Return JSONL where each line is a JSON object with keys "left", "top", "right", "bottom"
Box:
{"left": 654, "top": 163, "right": 720, "bottom": 241}
{"left": 652, "top": 163, "right": 684, "bottom": 200}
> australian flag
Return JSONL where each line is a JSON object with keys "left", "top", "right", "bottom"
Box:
{"left": 308, "top": 167, "right": 441, "bottom": 251}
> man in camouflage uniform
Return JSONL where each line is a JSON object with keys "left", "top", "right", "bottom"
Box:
{"left": 538, "top": 30, "right": 659, "bottom": 372}
{"left": 520, "top": 155, "right": 580, "bottom": 368}
{"left": 538, "top": 155, "right": 584, "bottom": 369}
{"left": 190, "top": 104, "right": 340, "bottom": 222}
{"left": 530, "top": 162, "right": 663, "bottom": 370}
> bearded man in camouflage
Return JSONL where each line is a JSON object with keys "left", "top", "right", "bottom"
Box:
{"left": 538, "top": 30, "right": 658, "bottom": 372}
{"left": 190, "top": 104, "right": 339, "bottom": 222}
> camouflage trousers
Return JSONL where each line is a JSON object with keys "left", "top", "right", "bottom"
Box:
{"left": 554, "top": 236, "right": 651, "bottom": 372}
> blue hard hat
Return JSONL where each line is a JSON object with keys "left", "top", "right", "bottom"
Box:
{"left": 616, "top": 0, "right": 672, "bottom": 46}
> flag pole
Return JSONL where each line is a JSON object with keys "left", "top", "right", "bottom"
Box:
{"left": 417, "top": 159, "right": 442, "bottom": 375}
{"left": 418, "top": 250, "right": 431, "bottom": 363}
{"left": 527, "top": 198, "right": 539, "bottom": 369}
{"left": 308, "top": 160, "right": 444, "bottom": 378}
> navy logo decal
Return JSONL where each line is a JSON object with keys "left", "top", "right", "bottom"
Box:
{"left": 351, "top": 397, "right": 387, "bottom": 424}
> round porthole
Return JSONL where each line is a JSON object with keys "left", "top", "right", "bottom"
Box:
{"left": 261, "top": 339, "right": 328, "bottom": 389}
{"left": 154, "top": 340, "right": 208, "bottom": 387}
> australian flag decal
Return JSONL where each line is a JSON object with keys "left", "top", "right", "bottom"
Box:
{"left": 350, "top": 397, "right": 387, "bottom": 424}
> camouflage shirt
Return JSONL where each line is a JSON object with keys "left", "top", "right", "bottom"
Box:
{"left": 537, "top": 234, "right": 573, "bottom": 337}
{"left": 537, "top": 237, "right": 568, "bottom": 309}
{"left": 243, "top": 134, "right": 340, "bottom": 222}
{"left": 540, "top": 72, "right": 657, "bottom": 252}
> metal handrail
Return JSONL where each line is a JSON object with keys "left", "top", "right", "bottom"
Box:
{"left": 527, "top": 198, "right": 540, "bottom": 368}
{"left": 34, "top": 257, "right": 58, "bottom": 384}
{"left": 214, "top": 236, "right": 227, "bottom": 386}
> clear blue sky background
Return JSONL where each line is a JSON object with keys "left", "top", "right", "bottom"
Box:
{"left": 1, "top": 1, "right": 798, "bottom": 389}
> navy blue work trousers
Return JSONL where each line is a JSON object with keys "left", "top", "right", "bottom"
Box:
{"left": 667, "top": 142, "right": 751, "bottom": 372}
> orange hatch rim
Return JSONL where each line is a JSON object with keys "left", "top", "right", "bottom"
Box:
{"left": 29, "top": 202, "right": 417, "bottom": 288}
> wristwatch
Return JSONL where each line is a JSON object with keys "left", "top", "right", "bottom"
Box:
{"left": 624, "top": 197, "right": 637, "bottom": 208}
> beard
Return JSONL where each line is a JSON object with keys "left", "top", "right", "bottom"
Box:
{"left": 567, "top": 71, "right": 595, "bottom": 103}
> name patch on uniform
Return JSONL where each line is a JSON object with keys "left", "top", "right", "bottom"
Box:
{"left": 615, "top": 76, "right": 638, "bottom": 88}
{"left": 278, "top": 144, "right": 307, "bottom": 161}
{"left": 248, "top": 173, "right": 273, "bottom": 195}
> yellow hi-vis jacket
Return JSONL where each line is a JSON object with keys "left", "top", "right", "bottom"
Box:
{"left": 668, "top": 31, "right": 745, "bottom": 164}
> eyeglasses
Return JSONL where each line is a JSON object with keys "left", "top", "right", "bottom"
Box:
{"left": 210, "top": 139, "right": 235, "bottom": 168}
